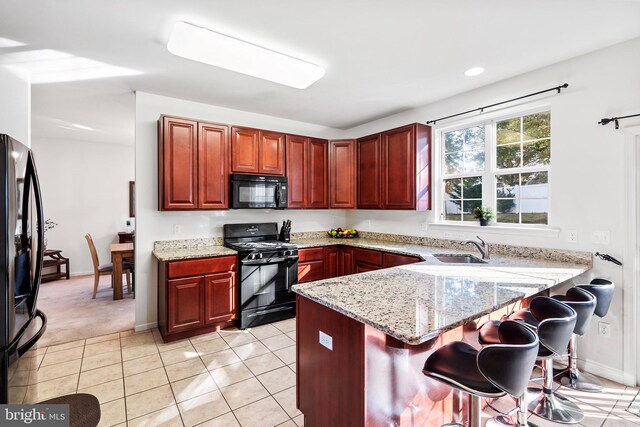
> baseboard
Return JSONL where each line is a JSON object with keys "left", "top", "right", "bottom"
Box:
{"left": 135, "top": 322, "right": 158, "bottom": 332}
{"left": 577, "top": 358, "right": 628, "bottom": 385}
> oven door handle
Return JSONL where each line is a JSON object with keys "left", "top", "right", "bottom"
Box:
{"left": 242, "top": 256, "right": 297, "bottom": 265}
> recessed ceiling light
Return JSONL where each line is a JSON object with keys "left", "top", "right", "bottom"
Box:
{"left": 167, "top": 21, "right": 325, "bottom": 89}
{"left": 464, "top": 67, "right": 485, "bottom": 77}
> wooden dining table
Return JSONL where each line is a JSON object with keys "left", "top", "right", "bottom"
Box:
{"left": 110, "top": 242, "right": 134, "bottom": 300}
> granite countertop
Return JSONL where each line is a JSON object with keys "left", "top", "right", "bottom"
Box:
{"left": 292, "top": 237, "right": 590, "bottom": 345}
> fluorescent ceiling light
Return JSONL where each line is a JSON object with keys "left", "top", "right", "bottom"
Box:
{"left": 0, "top": 37, "right": 26, "bottom": 48}
{"left": 167, "top": 21, "right": 325, "bottom": 89}
{"left": 0, "top": 49, "right": 140, "bottom": 84}
{"left": 464, "top": 67, "right": 485, "bottom": 77}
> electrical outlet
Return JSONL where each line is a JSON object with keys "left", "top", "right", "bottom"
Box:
{"left": 173, "top": 224, "right": 182, "bottom": 234}
{"left": 598, "top": 322, "right": 611, "bottom": 337}
{"left": 365, "top": 220, "right": 372, "bottom": 228}
{"left": 567, "top": 230, "right": 578, "bottom": 244}
{"left": 592, "top": 231, "right": 610, "bottom": 245}
{"left": 421, "top": 221, "right": 428, "bottom": 231}
{"left": 319, "top": 331, "right": 333, "bottom": 350}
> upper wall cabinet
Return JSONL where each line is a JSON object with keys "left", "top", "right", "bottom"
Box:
{"left": 329, "top": 140, "right": 356, "bottom": 209}
{"left": 286, "top": 135, "right": 329, "bottom": 209}
{"left": 357, "top": 123, "right": 431, "bottom": 210}
{"left": 158, "top": 115, "right": 229, "bottom": 210}
{"left": 231, "top": 126, "right": 285, "bottom": 175}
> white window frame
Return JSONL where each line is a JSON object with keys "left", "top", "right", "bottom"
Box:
{"left": 434, "top": 103, "right": 552, "bottom": 229}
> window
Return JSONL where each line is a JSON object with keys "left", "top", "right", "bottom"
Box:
{"left": 440, "top": 110, "right": 551, "bottom": 225}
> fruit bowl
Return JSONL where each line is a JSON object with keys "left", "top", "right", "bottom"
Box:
{"left": 327, "top": 228, "right": 359, "bottom": 238}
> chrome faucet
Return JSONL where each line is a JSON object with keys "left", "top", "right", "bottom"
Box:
{"left": 463, "top": 236, "right": 490, "bottom": 260}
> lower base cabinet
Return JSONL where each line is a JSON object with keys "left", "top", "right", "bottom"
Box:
{"left": 159, "top": 255, "right": 237, "bottom": 342}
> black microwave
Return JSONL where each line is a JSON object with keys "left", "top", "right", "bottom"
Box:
{"left": 230, "top": 174, "right": 288, "bottom": 209}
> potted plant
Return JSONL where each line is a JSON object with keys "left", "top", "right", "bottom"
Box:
{"left": 43, "top": 219, "right": 58, "bottom": 249}
{"left": 473, "top": 207, "right": 494, "bottom": 226}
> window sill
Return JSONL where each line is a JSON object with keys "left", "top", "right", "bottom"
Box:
{"left": 428, "top": 222, "right": 561, "bottom": 238}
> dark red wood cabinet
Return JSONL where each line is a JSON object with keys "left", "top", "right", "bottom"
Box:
{"left": 356, "top": 123, "right": 432, "bottom": 210}
{"left": 286, "top": 136, "right": 328, "bottom": 209}
{"left": 357, "top": 134, "right": 382, "bottom": 209}
{"left": 339, "top": 247, "right": 355, "bottom": 276}
{"left": 159, "top": 117, "right": 198, "bottom": 210}
{"left": 158, "top": 255, "right": 237, "bottom": 342}
{"left": 159, "top": 116, "right": 229, "bottom": 210}
{"left": 329, "top": 140, "right": 357, "bottom": 209}
{"left": 298, "top": 248, "right": 325, "bottom": 283}
{"left": 231, "top": 126, "right": 285, "bottom": 175}
{"left": 324, "top": 247, "right": 340, "bottom": 278}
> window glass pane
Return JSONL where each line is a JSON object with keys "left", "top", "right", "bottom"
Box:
{"left": 462, "top": 200, "right": 481, "bottom": 222}
{"left": 463, "top": 176, "right": 482, "bottom": 199}
{"left": 523, "top": 112, "right": 550, "bottom": 141}
{"left": 463, "top": 150, "right": 485, "bottom": 172}
{"left": 523, "top": 139, "right": 551, "bottom": 167}
{"left": 521, "top": 171, "right": 548, "bottom": 198}
{"left": 445, "top": 130, "right": 464, "bottom": 153}
{"left": 497, "top": 118, "right": 520, "bottom": 145}
{"left": 496, "top": 144, "right": 521, "bottom": 169}
{"left": 444, "top": 199, "right": 461, "bottom": 221}
{"left": 444, "top": 152, "right": 463, "bottom": 175}
{"left": 521, "top": 199, "right": 548, "bottom": 224}
{"left": 497, "top": 199, "right": 519, "bottom": 223}
{"left": 496, "top": 174, "right": 519, "bottom": 198}
{"left": 464, "top": 126, "right": 485, "bottom": 150}
{"left": 444, "top": 179, "right": 461, "bottom": 200}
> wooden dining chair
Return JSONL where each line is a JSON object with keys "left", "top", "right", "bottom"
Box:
{"left": 85, "top": 233, "right": 131, "bottom": 299}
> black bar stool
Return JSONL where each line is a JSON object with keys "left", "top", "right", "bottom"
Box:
{"left": 556, "top": 278, "right": 614, "bottom": 392}
{"left": 423, "top": 320, "right": 539, "bottom": 427}
{"left": 479, "top": 296, "right": 581, "bottom": 424}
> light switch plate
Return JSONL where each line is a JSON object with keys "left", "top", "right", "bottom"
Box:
{"left": 319, "top": 331, "right": 333, "bottom": 351}
{"left": 567, "top": 230, "right": 578, "bottom": 243}
{"left": 592, "top": 231, "right": 610, "bottom": 245}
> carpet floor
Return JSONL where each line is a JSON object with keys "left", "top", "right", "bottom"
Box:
{"left": 28, "top": 274, "right": 135, "bottom": 347}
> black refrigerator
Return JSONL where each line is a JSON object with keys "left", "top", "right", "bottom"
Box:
{"left": 0, "top": 134, "right": 47, "bottom": 403}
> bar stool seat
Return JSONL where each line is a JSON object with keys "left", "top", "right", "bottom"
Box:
{"left": 424, "top": 320, "right": 539, "bottom": 427}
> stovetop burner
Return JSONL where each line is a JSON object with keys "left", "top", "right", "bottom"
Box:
{"left": 225, "top": 240, "right": 298, "bottom": 252}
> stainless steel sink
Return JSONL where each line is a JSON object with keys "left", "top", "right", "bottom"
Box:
{"left": 432, "top": 253, "right": 487, "bottom": 264}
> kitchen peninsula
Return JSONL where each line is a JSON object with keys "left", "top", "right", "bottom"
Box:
{"left": 290, "top": 236, "right": 591, "bottom": 427}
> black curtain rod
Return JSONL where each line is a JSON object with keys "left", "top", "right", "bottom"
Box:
{"left": 425, "top": 83, "right": 569, "bottom": 125}
{"left": 598, "top": 113, "right": 640, "bottom": 130}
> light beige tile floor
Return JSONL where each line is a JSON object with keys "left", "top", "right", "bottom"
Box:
{"left": 8, "top": 319, "right": 302, "bottom": 427}
{"left": 8, "top": 316, "right": 639, "bottom": 427}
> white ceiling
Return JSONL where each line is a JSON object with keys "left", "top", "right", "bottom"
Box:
{"left": 2, "top": 0, "right": 640, "bottom": 144}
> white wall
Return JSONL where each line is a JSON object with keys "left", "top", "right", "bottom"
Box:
{"left": 31, "top": 137, "right": 134, "bottom": 275}
{"left": 344, "top": 37, "right": 640, "bottom": 381}
{"left": 134, "top": 92, "right": 346, "bottom": 330}
{"left": 0, "top": 66, "right": 30, "bottom": 145}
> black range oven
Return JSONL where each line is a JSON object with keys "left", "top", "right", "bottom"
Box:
{"left": 224, "top": 223, "right": 298, "bottom": 329}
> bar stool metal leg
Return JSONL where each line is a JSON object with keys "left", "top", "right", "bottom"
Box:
{"left": 558, "top": 334, "right": 604, "bottom": 392}
{"left": 529, "top": 359, "right": 584, "bottom": 424}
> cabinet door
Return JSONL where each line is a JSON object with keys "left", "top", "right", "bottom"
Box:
{"left": 298, "top": 260, "right": 325, "bottom": 283}
{"left": 285, "top": 135, "right": 309, "bottom": 208}
{"left": 329, "top": 140, "right": 356, "bottom": 209}
{"left": 382, "top": 252, "right": 421, "bottom": 268}
{"left": 167, "top": 276, "right": 204, "bottom": 333}
{"left": 324, "top": 247, "right": 339, "bottom": 279}
{"left": 357, "top": 134, "right": 382, "bottom": 209}
{"left": 198, "top": 123, "right": 229, "bottom": 209}
{"left": 204, "top": 272, "right": 237, "bottom": 324}
{"left": 259, "top": 131, "right": 285, "bottom": 175}
{"left": 382, "top": 125, "right": 416, "bottom": 209}
{"left": 355, "top": 262, "right": 379, "bottom": 273}
{"left": 160, "top": 117, "right": 198, "bottom": 210}
{"left": 308, "top": 139, "right": 329, "bottom": 209}
{"left": 231, "top": 127, "right": 260, "bottom": 174}
{"left": 339, "top": 247, "right": 355, "bottom": 276}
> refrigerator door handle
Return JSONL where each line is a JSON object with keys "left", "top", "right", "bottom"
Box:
{"left": 25, "top": 152, "right": 44, "bottom": 318}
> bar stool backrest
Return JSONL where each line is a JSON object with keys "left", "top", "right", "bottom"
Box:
{"left": 477, "top": 320, "right": 539, "bottom": 398}
{"left": 529, "top": 296, "right": 577, "bottom": 356}
{"left": 578, "top": 278, "right": 614, "bottom": 318}
{"left": 561, "top": 287, "right": 597, "bottom": 336}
